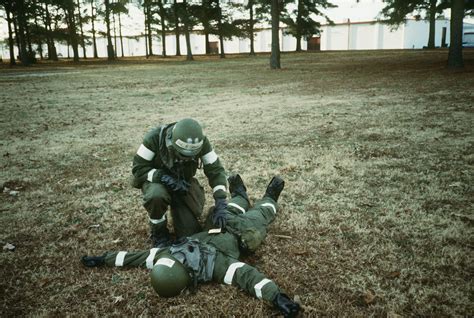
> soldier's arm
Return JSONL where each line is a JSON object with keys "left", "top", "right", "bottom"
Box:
{"left": 213, "top": 253, "right": 280, "bottom": 302}
{"left": 132, "top": 128, "right": 165, "bottom": 188}
{"left": 200, "top": 137, "right": 227, "bottom": 199}
{"left": 212, "top": 252, "right": 300, "bottom": 316}
{"left": 104, "top": 248, "right": 170, "bottom": 269}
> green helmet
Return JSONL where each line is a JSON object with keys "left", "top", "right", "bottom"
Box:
{"left": 171, "top": 118, "right": 204, "bottom": 157}
{"left": 150, "top": 255, "right": 191, "bottom": 298}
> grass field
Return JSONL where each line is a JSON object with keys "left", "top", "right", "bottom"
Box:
{"left": 1, "top": 50, "right": 473, "bottom": 316}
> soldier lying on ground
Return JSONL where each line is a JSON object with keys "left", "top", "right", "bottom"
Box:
{"left": 82, "top": 175, "right": 301, "bottom": 317}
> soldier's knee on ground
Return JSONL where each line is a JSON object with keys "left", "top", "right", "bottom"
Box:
{"left": 142, "top": 182, "right": 171, "bottom": 213}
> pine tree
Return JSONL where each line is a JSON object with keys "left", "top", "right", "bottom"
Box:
{"left": 281, "top": 0, "right": 335, "bottom": 52}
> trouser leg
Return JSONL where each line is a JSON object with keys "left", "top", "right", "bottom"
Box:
{"left": 227, "top": 195, "right": 250, "bottom": 215}
{"left": 226, "top": 197, "right": 279, "bottom": 252}
{"left": 170, "top": 178, "right": 205, "bottom": 238}
{"left": 142, "top": 181, "right": 171, "bottom": 240}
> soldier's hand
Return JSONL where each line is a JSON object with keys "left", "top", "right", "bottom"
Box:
{"left": 273, "top": 293, "right": 300, "bottom": 318}
{"left": 160, "top": 174, "right": 190, "bottom": 194}
{"left": 212, "top": 198, "right": 228, "bottom": 228}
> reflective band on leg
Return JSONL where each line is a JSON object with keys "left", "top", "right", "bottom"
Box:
{"left": 254, "top": 278, "right": 271, "bottom": 299}
{"left": 137, "top": 144, "right": 155, "bottom": 161}
{"left": 228, "top": 202, "right": 245, "bottom": 214}
{"left": 261, "top": 203, "right": 276, "bottom": 214}
{"left": 149, "top": 214, "right": 166, "bottom": 225}
{"left": 224, "top": 262, "right": 246, "bottom": 285}
{"left": 146, "top": 248, "right": 160, "bottom": 269}
{"left": 115, "top": 251, "right": 127, "bottom": 267}
{"left": 213, "top": 185, "right": 227, "bottom": 193}
{"left": 201, "top": 150, "right": 218, "bottom": 165}
{"left": 147, "top": 169, "right": 157, "bottom": 182}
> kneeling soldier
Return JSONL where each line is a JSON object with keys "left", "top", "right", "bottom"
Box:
{"left": 82, "top": 175, "right": 300, "bottom": 318}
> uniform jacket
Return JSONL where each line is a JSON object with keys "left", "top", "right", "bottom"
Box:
{"left": 132, "top": 123, "right": 227, "bottom": 199}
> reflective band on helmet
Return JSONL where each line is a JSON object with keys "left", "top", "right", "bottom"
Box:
{"left": 213, "top": 185, "right": 226, "bottom": 193}
{"left": 149, "top": 214, "right": 166, "bottom": 225}
{"left": 155, "top": 257, "right": 175, "bottom": 268}
{"left": 228, "top": 202, "right": 245, "bottom": 214}
{"left": 175, "top": 138, "right": 203, "bottom": 151}
{"left": 146, "top": 248, "right": 160, "bottom": 269}
{"left": 147, "top": 169, "right": 156, "bottom": 182}
{"left": 137, "top": 144, "right": 155, "bottom": 161}
{"left": 115, "top": 251, "right": 127, "bottom": 267}
{"left": 261, "top": 203, "right": 276, "bottom": 214}
{"left": 224, "top": 262, "right": 245, "bottom": 285}
{"left": 254, "top": 278, "right": 271, "bottom": 299}
{"left": 201, "top": 150, "right": 218, "bottom": 165}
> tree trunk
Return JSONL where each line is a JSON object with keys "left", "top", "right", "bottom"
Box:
{"left": 205, "top": 32, "right": 210, "bottom": 54}
{"left": 217, "top": 4, "right": 225, "bottom": 58}
{"left": 295, "top": 0, "right": 302, "bottom": 52}
{"left": 174, "top": 0, "right": 181, "bottom": 56}
{"left": 146, "top": 2, "right": 153, "bottom": 56}
{"left": 182, "top": 0, "right": 193, "bottom": 61}
{"left": 158, "top": 2, "right": 167, "bottom": 57}
{"left": 25, "top": 17, "right": 34, "bottom": 57}
{"left": 44, "top": 3, "right": 58, "bottom": 61}
{"left": 447, "top": 0, "right": 464, "bottom": 69}
{"left": 65, "top": 5, "right": 80, "bottom": 62}
{"left": 16, "top": 0, "right": 31, "bottom": 65}
{"left": 270, "top": 0, "right": 281, "bottom": 69}
{"left": 249, "top": 1, "right": 255, "bottom": 55}
{"left": 119, "top": 12, "right": 124, "bottom": 57}
{"left": 104, "top": 0, "right": 115, "bottom": 60}
{"left": 113, "top": 12, "right": 118, "bottom": 57}
{"left": 5, "top": 5, "right": 16, "bottom": 65}
{"left": 427, "top": 0, "right": 436, "bottom": 49}
{"left": 90, "top": 1, "right": 98, "bottom": 58}
{"left": 143, "top": 3, "right": 148, "bottom": 57}
{"left": 76, "top": 0, "right": 87, "bottom": 58}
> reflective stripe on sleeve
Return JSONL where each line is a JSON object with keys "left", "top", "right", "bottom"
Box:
{"left": 147, "top": 169, "right": 157, "bottom": 182}
{"left": 115, "top": 251, "right": 127, "bottom": 267}
{"left": 254, "top": 278, "right": 271, "bottom": 299}
{"left": 146, "top": 248, "right": 160, "bottom": 269}
{"left": 224, "top": 262, "right": 246, "bottom": 285}
{"left": 149, "top": 214, "right": 166, "bottom": 225}
{"left": 201, "top": 150, "right": 218, "bottom": 165}
{"left": 213, "top": 185, "right": 227, "bottom": 193}
{"left": 137, "top": 144, "right": 155, "bottom": 161}
{"left": 261, "top": 203, "right": 276, "bottom": 214}
{"left": 228, "top": 202, "right": 245, "bottom": 214}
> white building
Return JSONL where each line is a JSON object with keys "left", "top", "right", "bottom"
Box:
{"left": 320, "top": 19, "right": 474, "bottom": 50}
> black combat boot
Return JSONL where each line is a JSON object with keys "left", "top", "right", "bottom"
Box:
{"left": 150, "top": 223, "right": 172, "bottom": 248}
{"left": 228, "top": 174, "right": 249, "bottom": 203}
{"left": 273, "top": 293, "right": 300, "bottom": 318}
{"left": 263, "top": 176, "right": 285, "bottom": 202}
{"left": 81, "top": 254, "right": 106, "bottom": 267}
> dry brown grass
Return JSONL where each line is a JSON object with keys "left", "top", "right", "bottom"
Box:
{"left": 1, "top": 50, "right": 473, "bottom": 316}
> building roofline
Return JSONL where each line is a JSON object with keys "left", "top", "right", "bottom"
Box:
{"left": 321, "top": 18, "right": 474, "bottom": 27}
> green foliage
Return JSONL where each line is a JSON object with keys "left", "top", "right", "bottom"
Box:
{"left": 281, "top": 0, "right": 335, "bottom": 40}
{"left": 381, "top": 0, "right": 443, "bottom": 26}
